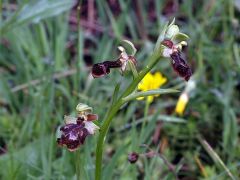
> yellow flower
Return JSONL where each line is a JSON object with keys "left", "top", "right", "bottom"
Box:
{"left": 175, "top": 92, "right": 189, "bottom": 115}
{"left": 137, "top": 72, "right": 167, "bottom": 103}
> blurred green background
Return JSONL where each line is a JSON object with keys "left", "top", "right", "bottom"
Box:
{"left": 0, "top": 0, "right": 240, "bottom": 179}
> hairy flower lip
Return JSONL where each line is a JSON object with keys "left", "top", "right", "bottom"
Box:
{"left": 57, "top": 122, "right": 89, "bottom": 151}
{"left": 170, "top": 52, "right": 192, "bottom": 81}
{"left": 57, "top": 120, "right": 99, "bottom": 151}
{"left": 92, "top": 62, "right": 111, "bottom": 78}
{"left": 91, "top": 59, "right": 123, "bottom": 78}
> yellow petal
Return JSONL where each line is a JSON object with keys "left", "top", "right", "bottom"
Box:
{"left": 153, "top": 72, "right": 167, "bottom": 88}
{"left": 175, "top": 93, "right": 189, "bottom": 116}
{"left": 147, "top": 96, "right": 154, "bottom": 103}
{"left": 138, "top": 73, "right": 154, "bottom": 91}
{"left": 137, "top": 72, "right": 167, "bottom": 100}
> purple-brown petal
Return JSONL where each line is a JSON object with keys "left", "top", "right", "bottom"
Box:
{"left": 161, "top": 39, "right": 174, "bottom": 48}
{"left": 86, "top": 114, "right": 98, "bottom": 121}
{"left": 170, "top": 52, "right": 192, "bottom": 81}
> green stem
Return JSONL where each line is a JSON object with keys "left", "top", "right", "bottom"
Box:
{"left": 75, "top": 150, "right": 81, "bottom": 180}
{"left": 95, "top": 52, "right": 161, "bottom": 180}
{"left": 95, "top": 101, "right": 123, "bottom": 180}
{"left": 122, "top": 89, "right": 179, "bottom": 102}
{"left": 138, "top": 99, "right": 150, "bottom": 145}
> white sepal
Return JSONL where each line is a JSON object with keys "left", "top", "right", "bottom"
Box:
{"left": 166, "top": 25, "right": 179, "bottom": 39}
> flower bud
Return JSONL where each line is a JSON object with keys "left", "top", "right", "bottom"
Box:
{"left": 91, "top": 45, "right": 137, "bottom": 78}
{"left": 128, "top": 152, "right": 139, "bottom": 164}
{"left": 175, "top": 92, "right": 189, "bottom": 115}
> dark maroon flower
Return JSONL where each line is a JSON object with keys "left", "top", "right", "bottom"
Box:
{"left": 161, "top": 39, "right": 192, "bottom": 81}
{"left": 170, "top": 52, "right": 192, "bottom": 81}
{"left": 128, "top": 152, "right": 139, "bottom": 164}
{"left": 92, "top": 60, "right": 122, "bottom": 78}
{"left": 91, "top": 47, "right": 137, "bottom": 78}
{"left": 57, "top": 120, "right": 89, "bottom": 151}
{"left": 57, "top": 115, "right": 99, "bottom": 151}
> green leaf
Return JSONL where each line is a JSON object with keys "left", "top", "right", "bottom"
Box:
{"left": 1, "top": 0, "right": 74, "bottom": 33}
{"left": 122, "top": 88, "right": 179, "bottom": 102}
{"left": 104, "top": 2, "right": 122, "bottom": 39}
{"left": 0, "top": 136, "right": 52, "bottom": 179}
{"left": 19, "top": 0, "right": 73, "bottom": 23}
{"left": 197, "top": 136, "right": 236, "bottom": 180}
